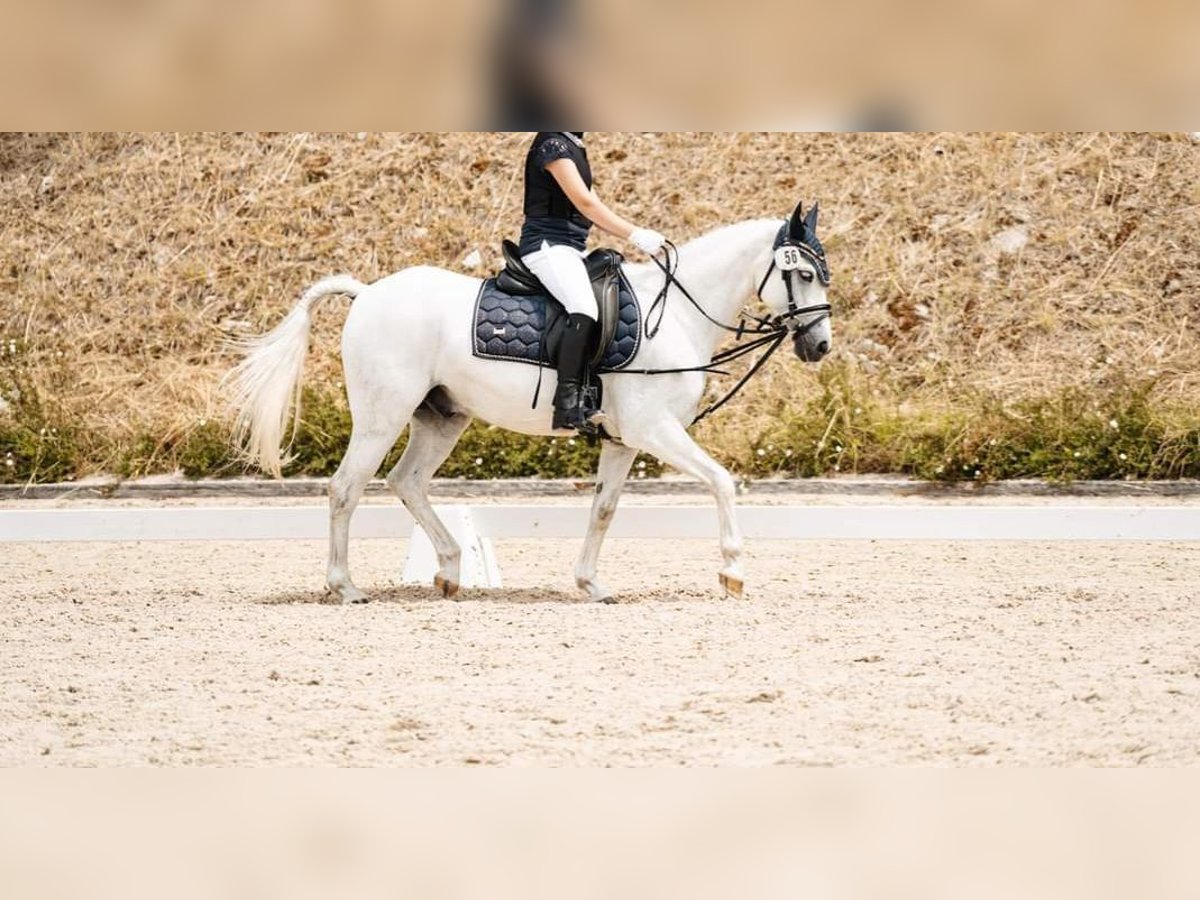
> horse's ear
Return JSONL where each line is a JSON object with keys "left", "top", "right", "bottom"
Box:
{"left": 803, "top": 201, "right": 820, "bottom": 236}
{"left": 788, "top": 200, "right": 807, "bottom": 240}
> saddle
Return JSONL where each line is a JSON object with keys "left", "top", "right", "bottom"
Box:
{"left": 496, "top": 240, "right": 624, "bottom": 367}
{"left": 472, "top": 240, "right": 641, "bottom": 373}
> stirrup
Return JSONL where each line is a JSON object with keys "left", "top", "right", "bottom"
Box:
{"left": 574, "top": 385, "right": 601, "bottom": 437}
{"left": 552, "top": 380, "right": 598, "bottom": 431}
{"left": 552, "top": 405, "right": 599, "bottom": 433}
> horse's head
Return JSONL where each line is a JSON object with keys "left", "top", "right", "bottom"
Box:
{"left": 757, "top": 200, "right": 832, "bottom": 362}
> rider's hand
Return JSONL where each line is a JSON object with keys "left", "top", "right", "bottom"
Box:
{"left": 630, "top": 227, "right": 666, "bottom": 255}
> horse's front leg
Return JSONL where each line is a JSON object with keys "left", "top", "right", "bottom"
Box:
{"left": 575, "top": 442, "right": 638, "bottom": 603}
{"left": 623, "top": 418, "right": 745, "bottom": 598}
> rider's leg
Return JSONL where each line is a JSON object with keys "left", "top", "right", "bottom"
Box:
{"left": 553, "top": 312, "right": 598, "bottom": 431}
{"left": 521, "top": 242, "right": 599, "bottom": 431}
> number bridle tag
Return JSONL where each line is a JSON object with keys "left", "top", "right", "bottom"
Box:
{"left": 773, "top": 245, "right": 806, "bottom": 271}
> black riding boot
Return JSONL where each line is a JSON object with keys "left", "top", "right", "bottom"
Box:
{"left": 552, "top": 313, "right": 599, "bottom": 433}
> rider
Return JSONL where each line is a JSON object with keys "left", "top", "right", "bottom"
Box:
{"left": 518, "top": 132, "right": 665, "bottom": 432}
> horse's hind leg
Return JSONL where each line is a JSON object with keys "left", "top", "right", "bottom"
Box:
{"left": 574, "top": 441, "right": 637, "bottom": 603}
{"left": 385, "top": 407, "right": 471, "bottom": 598}
{"left": 327, "top": 404, "right": 415, "bottom": 604}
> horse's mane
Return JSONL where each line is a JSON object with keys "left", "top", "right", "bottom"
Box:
{"left": 618, "top": 218, "right": 781, "bottom": 280}
{"left": 675, "top": 218, "right": 782, "bottom": 257}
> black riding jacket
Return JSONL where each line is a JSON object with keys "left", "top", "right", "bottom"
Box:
{"left": 518, "top": 132, "right": 592, "bottom": 256}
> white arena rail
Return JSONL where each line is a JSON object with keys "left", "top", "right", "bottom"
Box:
{"left": 2, "top": 504, "right": 1198, "bottom": 588}
{"left": 2, "top": 504, "right": 1198, "bottom": 542}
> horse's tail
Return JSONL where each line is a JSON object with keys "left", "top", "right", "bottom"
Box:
{"left": 223, "top": 275, "right": 366, "bottom": 477}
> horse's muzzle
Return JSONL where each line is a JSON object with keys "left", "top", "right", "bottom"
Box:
{"left": 793, "top": 330, "right": 830, "bottom": 362}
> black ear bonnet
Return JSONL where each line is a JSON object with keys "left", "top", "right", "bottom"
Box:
{"left": 775, "top": 200, "right": 830, "bottom": 285}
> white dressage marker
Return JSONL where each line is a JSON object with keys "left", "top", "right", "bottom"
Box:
{"left": 401, "top": 506, "right": 502, "bottom": 589}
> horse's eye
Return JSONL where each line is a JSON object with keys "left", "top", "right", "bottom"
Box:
{"left": 799, "top": 271, "right": 814, "bottom": 283}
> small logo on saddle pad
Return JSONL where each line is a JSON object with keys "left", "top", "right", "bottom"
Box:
{"left": 492, "top": 327, "right": 506, "bottom": 337}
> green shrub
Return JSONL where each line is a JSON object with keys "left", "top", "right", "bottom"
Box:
{"left": 5, "top": 360, "right": 1197, "bottom": 484}
{"left": 286, "top": 387, "right": 356, "bottom": 475}
{"left": 177, "top": 421, "right": 240, "bottom": 477}
{"left": 0, "top": 341, "right": 83, "bottom": 484}
{"left": 744, "top": 374, "right": 1200, "bottom": 482}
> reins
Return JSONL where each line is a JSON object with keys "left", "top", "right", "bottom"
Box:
{"left": 615, "top": 240, "right": 832, "bottom": 425}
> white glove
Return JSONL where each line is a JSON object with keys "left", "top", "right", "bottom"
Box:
{"left": 630, "top": 227, "right": 666, "bottom": 255}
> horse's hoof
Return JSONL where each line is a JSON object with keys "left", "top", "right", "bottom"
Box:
{"left": 434, "top": 575, "right": 460, "bottom": 599}
{"left": 719, "top": 572, "right": 744, "bottom": 599}
{"left": 336, "top": 589, "right": 369, "bottom": 605}
{"left": 578, "top": 578, "right": 616, "bottom": 604}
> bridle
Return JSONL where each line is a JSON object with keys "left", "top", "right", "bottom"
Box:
{"left": 756, "top": 222, "right": 833, "bottom": 339}
{"left": 615, "top": 229, "right": 833, "bottom": 425}
{"left": 644, "top": 233, "right": 831, "bottom": 340}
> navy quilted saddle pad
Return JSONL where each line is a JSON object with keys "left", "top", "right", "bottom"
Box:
{"left": 472, "top": 273, "right": 641, "bottom": 372}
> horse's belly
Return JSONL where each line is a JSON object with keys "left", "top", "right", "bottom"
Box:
{"left": 441, "top": 355, "right": 564, "bottom": 436}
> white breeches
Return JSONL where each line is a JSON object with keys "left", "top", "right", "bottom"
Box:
{"left": 521, "top": 242, "right": 597, "bottom": 320}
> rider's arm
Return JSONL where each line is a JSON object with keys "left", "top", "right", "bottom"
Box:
{"left": 544, "top": 158, "right": 637, "bottom": 239}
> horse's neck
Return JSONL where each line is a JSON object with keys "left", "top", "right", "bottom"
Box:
{"left": 625, "top": 219, "right": 780, "bottom": 360}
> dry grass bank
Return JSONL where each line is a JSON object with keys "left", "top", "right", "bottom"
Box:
{"left": 1, "top": 132, "right": 1198, "bottom": 482}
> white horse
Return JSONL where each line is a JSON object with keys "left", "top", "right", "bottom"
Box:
{"left": 226, "top": 201, "right": 832, "bottom": 604}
